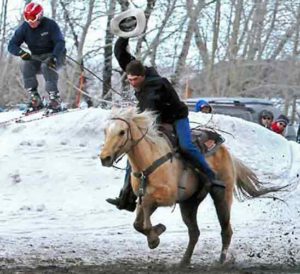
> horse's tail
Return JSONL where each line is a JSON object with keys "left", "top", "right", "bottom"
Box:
{"left": 232, "top": 156, "right": 285, "bottom": 201}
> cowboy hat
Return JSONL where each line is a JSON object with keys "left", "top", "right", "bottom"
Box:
{"left": 110, "top": 8, "right": 146, "bottom": 38}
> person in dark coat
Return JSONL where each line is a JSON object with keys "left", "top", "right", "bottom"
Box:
{"left": 8, "top": 2, "right": 66, "bottom": 114}
{"left": 106, "top": 37, "right": 224, "bottom": 211}
{"left": 271, "top": 114, "right": 289, "bottom": 136}
{"left": 258, "top": 110, "right": 274, "bottom": 129}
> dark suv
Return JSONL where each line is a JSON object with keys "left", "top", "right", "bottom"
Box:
{"left": 185, "top": 97, "right": 297, "bottom": 141}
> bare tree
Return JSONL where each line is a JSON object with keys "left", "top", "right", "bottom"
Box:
{"left": 0, "top": 0, "right": 8, "bottom": 58}
{"left": 135, "top": 0, "right": 156, "bottom": 57}
{"left": 102, "top": 0, "right": 116, "bottom": 100}
{"left": 171, "top": 0, "right": 206, "bottom": 87}
{"left": 59, "top": 0, "right": 97, "bottom": 105}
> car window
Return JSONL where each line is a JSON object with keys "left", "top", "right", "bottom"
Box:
{"left": 211, "top": 106, "right": 253, "bottom": 121}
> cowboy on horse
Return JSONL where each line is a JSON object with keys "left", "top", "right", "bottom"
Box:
{"left": 106, "top": 10, "right": 225, "bottom": 212}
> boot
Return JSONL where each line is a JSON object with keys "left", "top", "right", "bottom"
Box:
{"left": 46, "top": 91, "right": 63, "bottom": 114}
{"left": 25, "top": 89, "right": 44, "bottom": 113}
{"left": 106, "top": 172, "right": 137, "bottom": 212}
{"left": 106, "top": 194, "right": 136, "bottom": 212}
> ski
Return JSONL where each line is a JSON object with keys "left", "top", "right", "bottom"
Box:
{"left": 14, "top": 108, "right": 82, "bottom": 124}
{"left": 0, "top": 109, "right": 45, "bottom": 127}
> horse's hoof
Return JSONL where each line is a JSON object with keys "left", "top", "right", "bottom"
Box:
{"left": 148, "top": 237, "right": 160, "bottom": 249}
{"left": 179, "top": 259, "right": 190, "bottom": 268}
{"left": 154, "top": 223, "right": 166, "bottom": 236}
{"left": 219, "top": 252, "right": 227, "bottom": 264}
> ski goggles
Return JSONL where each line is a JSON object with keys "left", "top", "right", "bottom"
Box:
{"left": 24, "top": 13, "right": 41, "bottom": 23}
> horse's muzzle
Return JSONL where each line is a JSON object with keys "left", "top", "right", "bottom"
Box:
{"left": 100, "top": 155, "right": 114, "bottom": 167}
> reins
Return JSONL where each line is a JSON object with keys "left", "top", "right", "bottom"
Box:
{"left": 109, "top": 117, "right": 174, "bottom": 203}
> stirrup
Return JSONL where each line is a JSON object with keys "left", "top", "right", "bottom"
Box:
{"left": 211, "top": 179, "right": 225, "bottom": 188}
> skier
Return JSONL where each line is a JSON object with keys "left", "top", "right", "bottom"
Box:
{"left": 8, "top": 2, "right": 66, "bottom": 114}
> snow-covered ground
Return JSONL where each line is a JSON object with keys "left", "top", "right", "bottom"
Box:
{"left": 0, "top": 108, "right": 299, "bottom": 272}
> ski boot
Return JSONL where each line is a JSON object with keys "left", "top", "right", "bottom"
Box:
{"left": 45, "top": 91, "right": 64, "bottom": 115}
{"left": 25, "top": 89, "right": 44, "bottom": 114}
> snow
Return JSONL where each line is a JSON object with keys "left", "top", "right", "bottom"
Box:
{"left": 0, "top": 108, "right": 299, "bottom": 270}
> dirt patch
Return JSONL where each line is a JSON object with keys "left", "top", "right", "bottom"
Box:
{"left": 3, "top": 262, "right": 300, "bottom": 274}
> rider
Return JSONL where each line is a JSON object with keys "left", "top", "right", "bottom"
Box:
{"left": 8, "top": 2, "right": 66, "bottom": 114}
{"left": 106, "top": 37, "right": 225, "bottom": 211}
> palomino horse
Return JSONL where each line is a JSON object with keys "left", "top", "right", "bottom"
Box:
{"left": 100, "top": 108, "right": 282, "bottom": 266}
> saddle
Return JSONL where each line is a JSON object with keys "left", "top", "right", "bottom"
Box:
{"left": 158, "top": 123, "right": 225, "bottom": 156}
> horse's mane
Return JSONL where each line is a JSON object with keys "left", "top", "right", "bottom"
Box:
{"left": 110, "top": 107, "right": 166, "bottom": 147}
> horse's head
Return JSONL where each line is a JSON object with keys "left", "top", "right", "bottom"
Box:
{"left": 100, "top": 108, "right": 159, "bottom": 167}
{"left": 100, "top": 117, "right": 133, "bottom": 166}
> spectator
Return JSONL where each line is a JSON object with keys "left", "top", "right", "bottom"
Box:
{"left": 195, "top": 99, "right": 212, "bottom": 113}
{"left": 271, "top": 114, "right": 289, "bottom": 136}
{"left": 258, "top": 110, "right": 274, "bottom": 129}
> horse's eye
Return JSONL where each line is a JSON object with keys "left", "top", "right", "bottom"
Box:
{"left": 119, "top": 130, "right": 125, "bottom": 136}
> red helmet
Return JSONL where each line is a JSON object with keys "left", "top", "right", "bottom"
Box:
{"left": 23, "top": 3, "right": 43, "bottom": 24}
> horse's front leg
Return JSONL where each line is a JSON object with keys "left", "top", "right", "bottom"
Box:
{"left": 133, "top": 203, "right": 146, "bottom": 234}
{"left": 142, "top": 196, "right": 166, "bottom": 249}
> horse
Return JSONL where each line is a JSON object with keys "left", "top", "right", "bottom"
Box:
{"left": 99, "top": 107, "right": 282, "bottom": 266}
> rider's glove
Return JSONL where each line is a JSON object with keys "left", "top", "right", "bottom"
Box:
{"left": 45, "top": 56, "right": 57, "bottom": 69}
{"left": 19, "top": 50, "right": 31, "bottom": 61}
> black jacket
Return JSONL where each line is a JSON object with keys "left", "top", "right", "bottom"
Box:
{"left": 114, "top": 37, "right": 188, "bottom": 124}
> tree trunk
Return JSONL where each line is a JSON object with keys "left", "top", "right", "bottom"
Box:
{"left": 0, "top": 0, "right": 8, "bottom": 59}
{"left": 247, "top": 0, "right": 267, "bottom": 60}
{"left": 135, "top": 0, "right": 156, "bottom": 57}
{"left": 102, "top": 0, "right": 116, "bottom": 100}
{"left": 171, "top": 0, "right": 205, "bottom": 88}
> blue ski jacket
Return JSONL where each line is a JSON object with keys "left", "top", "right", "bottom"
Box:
{"left": 8, "top": 17, "right": 65, "bottom": 59}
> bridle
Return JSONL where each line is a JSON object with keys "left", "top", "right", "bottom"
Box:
{"left": 108, "top": 117, "right": 173, "bottom": 202}
{"left": 110, "top": 117, "right": 148, "bottom": 165}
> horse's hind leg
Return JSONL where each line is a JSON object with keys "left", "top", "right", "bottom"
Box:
{"left": 179, "top": 197, "right": 202, "bottom": 266}
{"left": 210, "top": 186, "right": 233, "bottom": 263}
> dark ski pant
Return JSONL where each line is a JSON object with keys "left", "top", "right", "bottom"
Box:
{"left": 21, "top": 53, "right": 60, "bottom": 93}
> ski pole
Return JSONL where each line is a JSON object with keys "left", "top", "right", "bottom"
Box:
{"left": 30, "top": 55, "right": 117, "bottom": 106}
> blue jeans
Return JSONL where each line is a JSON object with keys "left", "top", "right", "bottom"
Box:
{"left": 174, "top": 118, "right": 215, "bottom": 179}
{"left": 123, "top": 161, "right": 131, "bottom": 189}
